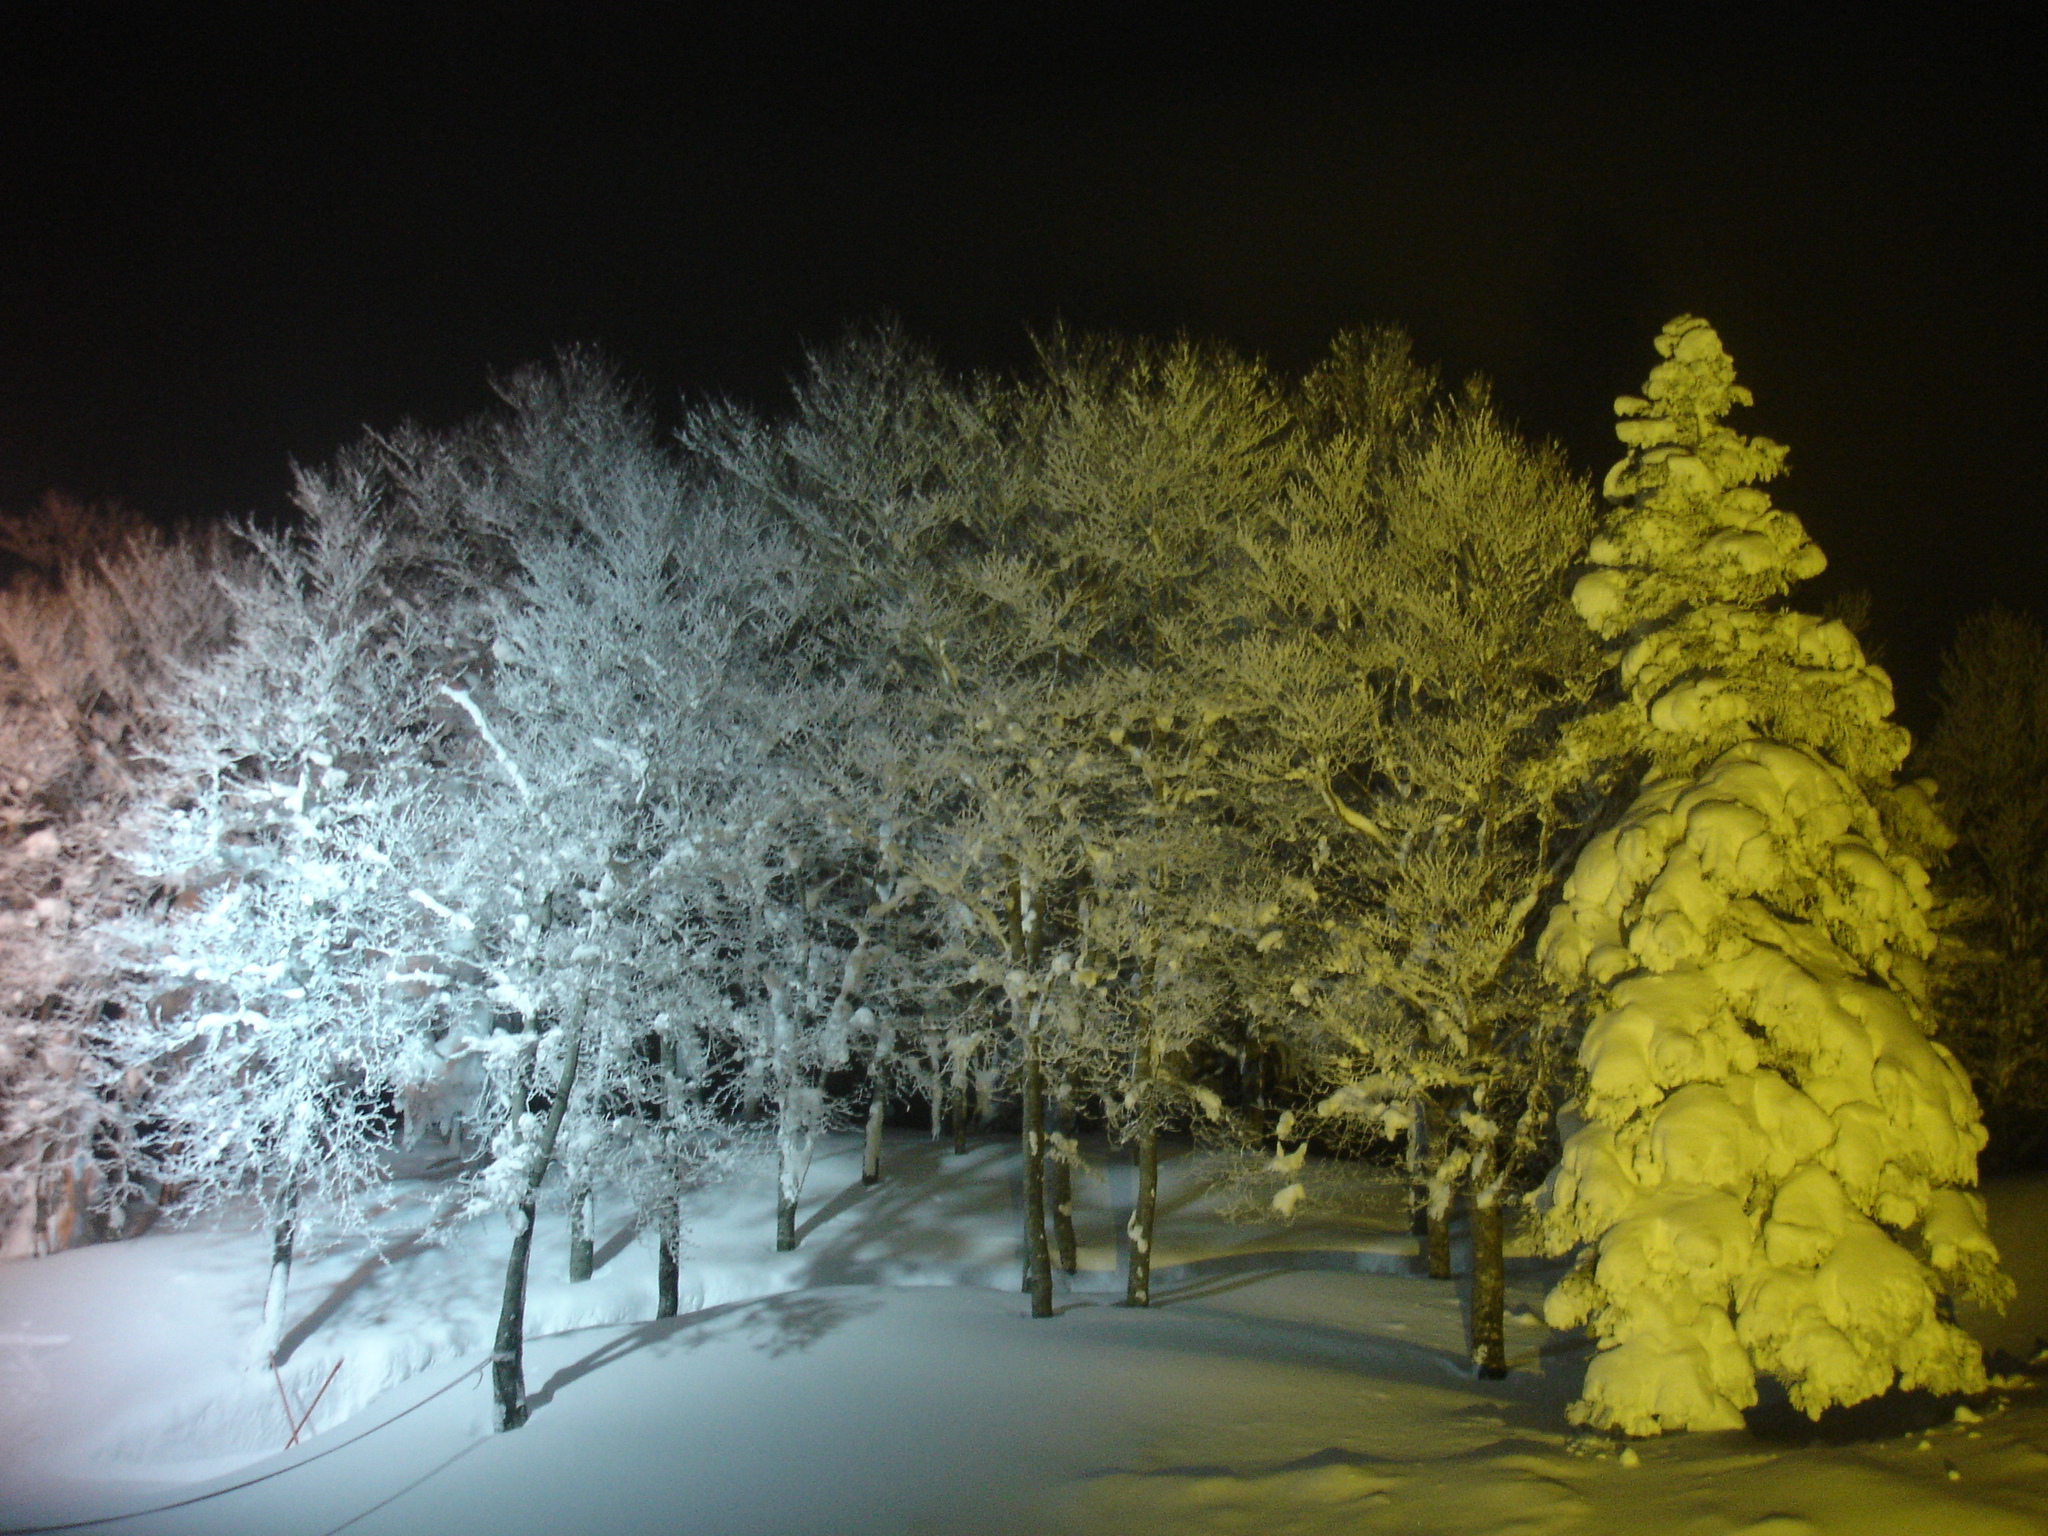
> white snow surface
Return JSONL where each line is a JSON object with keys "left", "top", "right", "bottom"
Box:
{"left": 2, "top": 1132, "right": 2045, "bottom": 1536}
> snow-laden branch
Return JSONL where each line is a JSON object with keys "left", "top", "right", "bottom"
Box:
{"left": 440, "top": 685, "right": 534, "bottom": 805}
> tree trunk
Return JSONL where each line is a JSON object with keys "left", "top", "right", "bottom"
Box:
{"left": 776, "top": 1131, "right": 800, "bottom": 1252}
{"left": 863, "top": 1064, "right": 886, "bottom": 1186}
{"left": 1125, "top": 1122, "right": 1159, "bottom": 1307}
{"left": 1047, "top": 1081, "right": 1077, "bottom": 1274}
{"left": 1408, "top": 1094, "right": 1431, "bottom": 1237}
{"left": 255, "top": 1182, "right": 298, "bottom": 1366}
{"left": 951, "top": 1057, "right": 971, "bottom": 1155}
{"left": 1470, "top": 1187, "right": 1507, "bottom": 1379}
{"left": 656, "top": 1224, "right": 681, "bottom": 1319}
{"left": 1021, "top": 1042, "right": 1054, "bottom": 1317}
{"left": 1412, "top": 1096, "right": 1453, "bottom": 1280}
{"left": 1428, "top": 1202, "right": 1453, "bottom": 1281}
{"left": 492, "top": 1195, "right": 542, "bottom": 1432}
{"left": 492, "top": 997, "right": 589, "bottom": 1433}
{"left": 567, "top": 1176, "right": 593, "bottom": 1282}
{"left": 1126, "top": 957, "right": 1160, "bottom": 1308}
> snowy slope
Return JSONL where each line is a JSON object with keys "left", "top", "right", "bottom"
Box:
{"left": 2, "top": 1133, "right": 2044, "bottom": 1535}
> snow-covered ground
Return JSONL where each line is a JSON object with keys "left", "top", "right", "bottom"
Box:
{"left": 1, "top": 1132, "right": 2044, "bottom": 1535}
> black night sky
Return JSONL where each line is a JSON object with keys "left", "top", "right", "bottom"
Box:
{"left": 3, "top": 7, "right": 2041, "bottom": 731}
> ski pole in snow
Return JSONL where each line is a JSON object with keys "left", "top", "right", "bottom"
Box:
{"left": 273, "top": 1357, "right": 344, "bottom": 1449}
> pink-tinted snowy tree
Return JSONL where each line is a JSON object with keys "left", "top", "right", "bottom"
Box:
{"left": 0, "top": 502, "right": 227, "bottom": 1257}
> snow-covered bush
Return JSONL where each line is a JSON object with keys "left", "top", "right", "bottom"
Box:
{"left": 1537, "top": 317, "right": 2008, "bottom": 1435}
{"left": 1, "top": 501, "right": 230, "bottom": 1257}
{"left": 1919, "top": 607, "right": 2048, "bottom": 1168}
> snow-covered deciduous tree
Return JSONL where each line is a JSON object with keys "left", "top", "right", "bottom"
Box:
{"left": 786, "top": 333, "right": 1112, "bottom": 1315}
{"left": 109, "top": 463, "right": 453, "bottom": 1365}
{"left": 683, "top": 719, "right": 929, "bottom": 1252}
{"left": 1536, "top": 317, "right": 2008, "bottom": 1435}
{"left": 687, "top": 335, "right": 989, "bottom": 1224}
{"left": 1021, "top": 333, "right": 1300, "bottom": 1305}
{"left": 691, "top": 331, "right": 1088, "bottom": 1309}
{"left": 1263, "top": 379, "right": 1602, "bottom": 1376}
{"left": 0, "top": 502, "right": 228, "bottom": 1256}
{"left": 1920, "top": 607, "right": 2048, "bottom": 1167}
{"left": 400, "top": 354, "right": 807, "bottom": 1426}
{"left": 1186, "top": 333, "right": 1456, "bottom": 1243}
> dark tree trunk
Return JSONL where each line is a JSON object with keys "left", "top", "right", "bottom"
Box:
{"left": 492, "top": 1195, "right": 542, "bottom": 1430}
{"left": 1125, "top": 1122, "right": 1159, "bottom": 1307}
{"left": 1470, "top": 1190, "right": 1507, "bottom": 1379}
{"left": 862, "top": 1066, "right": 886, "bottom": 1186}
{"left": 492, "top": 998, "right": 588, "bottom": 1433}
{"left": 1125, "top": 957, "right": 1160, "bottom": 1308}
{"left": 1021, "top": 1043, "right": 1054, "bottom": 1317}
{"left": 1047, "top": 1081, "right": 1077, "bottom": 1274}
{"left": 257, "top": 1182, "right": 299, "bottom": 1365}
{"left": 567, "top": 1177, "right": 593, "bottom": 1282}
{"left": 951, "top": 1061, "right": 971, "bottom": 1155}
{"left": 1412, "top": 1096, "right": 1454, "bottom": 1280}
{"left": 774, "top": 1083, "right": 805, "bottom": 1251}
{"left": 656, "top": 1226, "right": 681, "bottom": 1319}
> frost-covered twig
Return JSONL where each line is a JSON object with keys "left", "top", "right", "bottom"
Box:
{"left": 439, "top": 685, "right": 534, "bottom": 805}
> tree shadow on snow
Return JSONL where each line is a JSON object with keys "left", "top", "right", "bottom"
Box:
{"left": 272, "top": 1202, "right": 466, "bottom": 1367}
{"left": 1106, "top": 1249, "right": 1596, "bottom": 1441}
{"left": 591, "top": 1220, "right": 638, "bottom": 1273}
{"left": 1741, "top": 1377, "right": 1972, "bottom": 1446}
{"left": 794, "top": 1174, "right": 880, "bottom": 1244}
{"left": 1141, "top": 1245, "right": 1442, "bottom": 1303}
{"left": 526, "top": 1290, "right": 882, "bottom": 1413}
{"left": 770, "top": 1137, "right": 1027, "bottom": 1285}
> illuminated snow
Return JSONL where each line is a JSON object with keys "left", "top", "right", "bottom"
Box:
{"left": 2, "top": 1136, "right": 2045, "bottom": 1536}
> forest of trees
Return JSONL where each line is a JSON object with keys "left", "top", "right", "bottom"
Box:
{"left": 0, "top": 318, "right": 2033, "bottom": 1434}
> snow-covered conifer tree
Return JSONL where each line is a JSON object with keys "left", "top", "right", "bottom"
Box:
{"left": 1537, "top": 317, "right": 2008, "bottom": 1434}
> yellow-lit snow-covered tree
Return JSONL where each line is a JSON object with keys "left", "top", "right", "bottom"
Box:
{"left": 1536, "top": 316, "right": 2009, "bottom": 1436}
